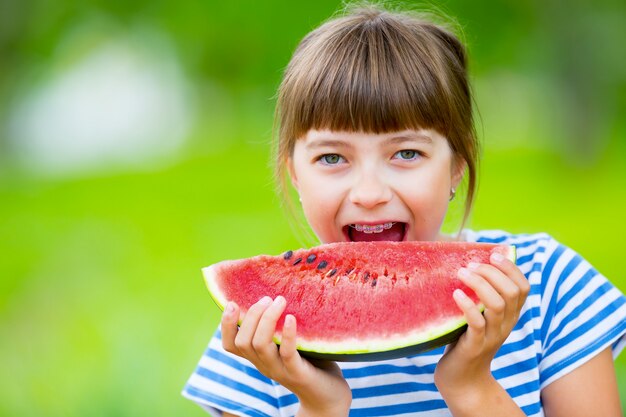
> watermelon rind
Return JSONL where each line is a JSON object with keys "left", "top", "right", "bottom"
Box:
{"left": 292, "top": 315, "right": 471, "bottom": 361}
{"left": 203, "top": 244, "right": 517, "bottom": 362}
{"left": 204, "top": 265, "right": 228, "bottom": 312}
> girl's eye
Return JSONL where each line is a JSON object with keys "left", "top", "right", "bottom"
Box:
{"left": 319, "top": 154, "right": 344, "bottom": 165}
{"left": 393, "top": 150, "right": 420, "bottom": 161}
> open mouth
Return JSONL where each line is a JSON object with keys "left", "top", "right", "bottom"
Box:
{"left": 344, "top": 222, "right": 407, "bottom": 242}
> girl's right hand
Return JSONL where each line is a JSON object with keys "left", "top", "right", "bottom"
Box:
{"left": 221, "top": 296, "right": 352, "bottom": 417}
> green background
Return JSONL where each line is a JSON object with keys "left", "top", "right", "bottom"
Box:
{"left": 1, "top": 0, "right": 625, "bottom": 415}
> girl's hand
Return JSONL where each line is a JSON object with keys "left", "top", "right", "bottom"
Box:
{"left": 434, "top": 251, "right": 530, "bottom": 414}
{"left": 221, "top": 296, "right": 352, "bottom": 417}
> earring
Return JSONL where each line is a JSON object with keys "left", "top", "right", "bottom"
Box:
{"left": 449, "top": 188, "right": 456, "bottom": 202}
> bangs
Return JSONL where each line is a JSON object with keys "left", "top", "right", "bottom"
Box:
{"left": 278, "top": 13, "right": 469, "bottom": 142}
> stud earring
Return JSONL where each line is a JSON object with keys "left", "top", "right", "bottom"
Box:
{"left": 449, "top": 188, "right": 456, "bottom": 202}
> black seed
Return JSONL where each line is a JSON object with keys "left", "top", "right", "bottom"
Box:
{"left": 362, "top": 272, "right": 370, "bottom": 282}
{"left": 328, "top": 268, "right": 337, "bottom": 277}
{"left": 293, "top": 258, "right": 302, "bottom": 265}
{"left": 345, "top": 268, "right": 354, "bottom": 275}
{"left": 306, "top": 254, "right": 317, "bottom": 264}
{"left": 371, "top": 278, "right": 378, "bottom": 287}
{"left": 283, "top": 250, "right": 293, "bottom": 260}
{"left": 317, "top": 260, "right": 328, "bottom": 270}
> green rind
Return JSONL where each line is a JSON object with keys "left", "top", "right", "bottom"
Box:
{"left": 204, "top": 264, "right": 253, "bottom": 332}
{"left": 204, "top": 244, "right": 518, "bottom": 362}
{"left": 204, "top": 265, "right": 226, "bottom": 311}
{"left": 295, "top": 324, "right": 468, "bottom": 361}
{"left": 288, "top": 312, "right": 475, "bottom": 361}
{"left": 509, "top": 245, "right": 517, "bottom": 263}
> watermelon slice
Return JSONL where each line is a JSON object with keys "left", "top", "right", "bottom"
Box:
{"left": 204, "top": 241, "right": 515, "bottom": 361}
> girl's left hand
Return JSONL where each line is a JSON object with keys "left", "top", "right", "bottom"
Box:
{"left": 434, "top": 251, "right": 530, "bottom": 398}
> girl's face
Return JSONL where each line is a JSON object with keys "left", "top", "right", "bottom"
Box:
{"left": 288, "top": 129, "right": 465, "bottom": 244}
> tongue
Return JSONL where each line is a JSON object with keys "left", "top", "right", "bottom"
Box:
{"left": 349, "top": 223, "right": 405, "bottom": 242}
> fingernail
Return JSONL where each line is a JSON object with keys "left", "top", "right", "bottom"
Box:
{"left": 274, "top": 295, "right": 286, "bottom": 306}
{"left": 467, "top": 262, "right": 480, "bottom": 270}
{"left": 259, "top": 296, "right": 272, "bottom": 306}
{"left": 458, "top": 267, "right": 471, "bottom": 278}
{"left": 491, "top": 252, "right": 505, "bottom": 263}
{"left": 225, "top": 302, "right": 234, "bottom": 315}
{"left": 453, "top": 288, "right": 468, "bottom": 300}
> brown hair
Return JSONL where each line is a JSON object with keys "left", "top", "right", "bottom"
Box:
{"left": 273, "top": 2, "right": 480, "bottom": 236}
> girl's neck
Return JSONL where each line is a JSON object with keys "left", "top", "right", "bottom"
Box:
{"left": 437, "top": 230, "right": 467, "bottom": 242}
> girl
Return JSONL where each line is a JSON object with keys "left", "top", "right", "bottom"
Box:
{"left": 183, "top": 4, "right": 626, "bottom": 416}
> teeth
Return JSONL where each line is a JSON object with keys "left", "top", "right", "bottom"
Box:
{"left": 351, "top": 222, "right": 395, "bottom": 234}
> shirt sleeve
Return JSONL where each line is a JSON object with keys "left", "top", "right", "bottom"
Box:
{"left": 538, "top": 237, "right": 626, "bottom": 388}
{"left": 182, "top": 328, "right": 282, "bottom": 417}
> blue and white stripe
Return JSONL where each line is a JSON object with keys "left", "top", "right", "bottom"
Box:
{"left": 183, "top": 230, "right": 626, "bottom": 417}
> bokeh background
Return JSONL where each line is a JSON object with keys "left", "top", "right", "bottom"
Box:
{"left": 1, "top": 0, "right": 625, "bottom": 415}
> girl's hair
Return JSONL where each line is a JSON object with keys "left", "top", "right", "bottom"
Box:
{"left": 274, "top": 2, "right": 479, "bottom": 236}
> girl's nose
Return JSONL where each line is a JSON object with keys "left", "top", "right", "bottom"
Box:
{"left": 348, "top": 169, "right": 393, "bottom": 209}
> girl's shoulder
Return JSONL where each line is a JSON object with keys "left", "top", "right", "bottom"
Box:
{"left": 463, "top": 229, "right": 582, "bottom": 273}
{"left": 463, "top": 229, "right": 555, "bottom": 251}
{"left": 464, "top": 228, "right": 552, "bottom": 244}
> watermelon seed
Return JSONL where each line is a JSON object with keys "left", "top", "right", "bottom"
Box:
{"left": 283, "top": 250, "right": 293, "bottom": 260}
{"left": 371, "top": 278, "right": 378, "bottom": 287}
{"left": 327, "top": 268, "right": 337, "bottom": 278}
{"left": 293, "top": 258, "right": 302, "bottom": 265}
{"left": 345, "top": 268, "right": 354, "bottom": 275}
{"left": 363, "top": 272, "right": 370, "bottom": 283}
{"left": 306, "top": 254, "right": 317, "bottom": 263}
{"left": 317, "top": 260, "right": 328, "bottom": 270}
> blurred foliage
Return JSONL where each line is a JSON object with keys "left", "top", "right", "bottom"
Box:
{"left": 1, "top": 0, "right": 625, "bottom": 416}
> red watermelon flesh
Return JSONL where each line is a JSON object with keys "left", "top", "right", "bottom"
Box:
{"left": 204, "top": 241, "right": 515, "bottom": 361}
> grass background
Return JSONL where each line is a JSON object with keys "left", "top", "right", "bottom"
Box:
{"left": 1, "top": 0, "right": 625, "bottom": 415}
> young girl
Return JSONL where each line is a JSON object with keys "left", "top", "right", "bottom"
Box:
{"left": 183, "top": 4, "right": 626, "bottom": 416}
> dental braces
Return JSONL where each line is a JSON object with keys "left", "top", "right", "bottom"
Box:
{"left": 350, "top": 222, "right": 396, "bottom": 234}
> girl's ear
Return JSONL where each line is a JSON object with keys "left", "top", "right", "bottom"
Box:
{"left": 286, "top": 157, "right": 299, "bottom": 191}
{"left": 451, "top": 157, "right": 466, "bottom": 189}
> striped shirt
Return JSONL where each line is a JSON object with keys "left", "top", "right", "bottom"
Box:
{"left": 182, "top": 230, "right": 626, "bottom": 417}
